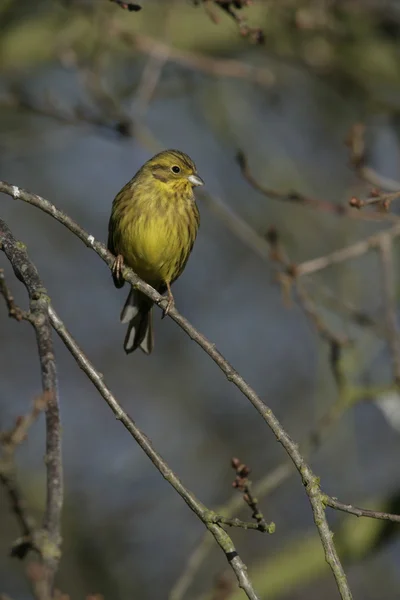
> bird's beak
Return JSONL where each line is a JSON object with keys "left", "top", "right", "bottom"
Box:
{"left": 188, "top": 174, "right": 204, "bottom": 187}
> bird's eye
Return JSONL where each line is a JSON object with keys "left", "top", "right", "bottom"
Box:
{"left": 171, "top": 165, "right": 181, "bottom": 174}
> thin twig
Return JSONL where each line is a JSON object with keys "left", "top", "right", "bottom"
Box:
{"left": 231, "top": 458, "right": 275, "bottom": 534}
{"left": 194, "top": 0, "right": 264, "bottom": 43}
{"left": 0, "top": 269, "right": 24, "bottom": 320}
{"left": 119, "top": 32, "right": 274, "bottom": 86}
{"left": 0, "top": 181, "right": 352, "bottom": 600}
{"left": 347, "top": 123, "right": 400, "bottom": 193}
{"left": 325, "top": 496, "right": 400, "bottom": 522}
{"left": 169, "top": 377, "right": 379, "bottom": 600}
{"left": 170, "top": 463, "right": 290, "bottom": 600}
{"left": 265, "top": 226, "right": 349, "bottom": 386}
{"left": 297, "top": 222, "right": 400, "bottom": 277}
{"left": 0, "top": 219, "right": 63, "bottom": 594}
{"left": 48, "top": 306, "right": 260, "bottom": 600}
{"left": 349, "top": 189, "right": 400, "bottom": 212}
{"left": 5, "top": 82, "right": 135, "bottom": 140}
{"left": 237, "top": 150, "right": 398, "bottom": 223}
{"left": 132, "top": 3, "right": 176, "bottom": 117}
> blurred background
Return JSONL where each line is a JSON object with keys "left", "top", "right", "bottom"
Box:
{"left": 2, "top": 0, "right": 400, "bottom": 598}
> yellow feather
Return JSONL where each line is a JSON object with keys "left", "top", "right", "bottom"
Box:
{"left": 107, "top": 149, "right": 202, "bottom": 354}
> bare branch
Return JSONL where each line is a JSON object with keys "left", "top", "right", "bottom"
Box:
{"left": 297, "top": 222, "right": 400, "bottom": 277}
{"left": 325, "top": 496, "right": 400, "bottom": 523}
{"left": 265, "top": 227, "right": 349, "bottom": 386}
{"left": 347, "top": 123, "right": 400, "bottom": 193}
{"left": 193, "top": 0, "right": 264, "bottom": 44}
{"left": 0, "top": 181, "right": 352, "bottom": 599}
{"left": 349, "top": 189, "right": 400, "bottom": 212}
{"left": 48, "top": 306, "right": 260, "bottom": 600}
{"left": 0, "top": 269, "right": 24, "bottom": 320}
{"left": 170, "top": 375, "right": 386, "bottom": 600}
{"left": 119, "top": 33, "right": 274, "bottom": 86}
{"left": 231, "top": 458, "right": 275, "bottom": 534}
{"left": 238, "top": 150, "right": 400, "bottom": 223}
{"left": 0, "top": 219, "right": 63, "bottom": 593}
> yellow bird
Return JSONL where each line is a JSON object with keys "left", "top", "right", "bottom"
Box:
{"left": 108, "top": 149, "right": 204, "bottom": 354}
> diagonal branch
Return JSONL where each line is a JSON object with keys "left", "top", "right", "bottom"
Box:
{"left": 296, "top": 222, "right": 400, "bottom": 277}
{"left": 48, "top": 306, "right": 261, "bottom": 600}
{"left": 0, "top": 181, "right": 352, "bottom": 599}
{"left": 0, "top": 219, "right": 63, "bottom": 594}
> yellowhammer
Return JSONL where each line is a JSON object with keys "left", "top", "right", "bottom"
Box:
{"left": 108, "top": 149, "right": 204, "bottom": 354}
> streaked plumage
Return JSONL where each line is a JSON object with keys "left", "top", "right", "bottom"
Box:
{"left": 108, "top": 149, "right": 203, "bottom": 354}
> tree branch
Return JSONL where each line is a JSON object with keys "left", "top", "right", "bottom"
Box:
{"left": 237, "top": 150, "right": 398, "bottom": 223}
{"left": 347, "top": 122, "right": 400, "bottom": 193}
{"left": 296, "top": 222, "right": 400, "bottom": 277}
{"left": 0, "top": 219, "right": 63, "bottom": 595}
{"left": 325, "top": 496, "right": 400, "bottom": 522}
{"left": 0, "top": 181, "right": 352, "bottom": 599}
{"left": 48, "top": 306, "right": 261, "bottom": 599}
{"left": 119, "top": 32, "right": 274, "bottom": 86}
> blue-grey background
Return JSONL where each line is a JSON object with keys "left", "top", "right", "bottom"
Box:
{"left": 1, "top": 1, "right": 400, "bottom": 598}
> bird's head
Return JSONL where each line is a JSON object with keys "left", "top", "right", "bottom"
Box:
{"left": 143, "top": 149, "right": 204, "bottom": 192}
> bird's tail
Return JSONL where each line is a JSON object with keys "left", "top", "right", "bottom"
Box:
{"left": 121, "top": 287, "right": 154, "bottom": 354}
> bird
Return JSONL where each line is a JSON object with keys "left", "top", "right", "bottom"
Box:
{"left": 108, "top": 149, "right": 204, "bottom": 354}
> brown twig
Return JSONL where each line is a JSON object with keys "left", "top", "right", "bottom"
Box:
{"left": 265, "top": 226, "right": 349, "bottom": 386}
{"left": 347, "top": 123, "right": 400, "bottom": 193}
{"left": 119, "top": 32, "right": 274, "bottom": 86}
{"left": 0, "top": 219, "right": 63, "bottom": 594}
{"left": 349, "top": 189, "right": 400, "bottom": 212}
{"left": 194, "top": 0, "right": 264, "bottom": 43}
{"left": 0, "top": 269, "right": 24, "bottom": 320}
{"left": 5, "top": 83, "right": 135, "bottom": 141}
{"left": 231, "top": 458, "right": 274, "bottom": 534}
{"left": 296, "top": 221, "right": 400, "bottom": 277}
{"left": 0, "top": 180, "right": 352, "bottom": 600}
{"left": 132, "top": 4, "right": 175, "bottom": 117}
{"left": 237, "top": 150, "right": 397, "bottom": 222}
{"left": 169, "top": 378, "right": 387, "bottom": 600}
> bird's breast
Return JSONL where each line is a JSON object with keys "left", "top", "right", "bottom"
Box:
{"left": 118, "top": 197, "right": 199, "bottom": 285}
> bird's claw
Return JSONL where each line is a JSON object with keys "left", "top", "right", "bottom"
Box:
{"left": 112, "top": 254, "right": 125, "bottom": 288}
{"left": 162, "top": 296, "right": 175, "bottom": 319}
{"left": 161, "top": 285, "right": 175, "bottom": 319}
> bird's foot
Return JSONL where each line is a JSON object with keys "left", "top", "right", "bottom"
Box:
{"left": 112, "top": 254, "right": 125, "bottom": 288}
{"left": 161, "top": 285, "right": 175, "bottom": 319}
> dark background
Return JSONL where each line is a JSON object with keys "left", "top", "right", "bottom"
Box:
{"left": 1, "top": 1, "right": 400, "bottom": 598}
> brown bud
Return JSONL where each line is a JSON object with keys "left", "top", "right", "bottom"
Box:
{"left": 349, "top": 196, "right": 363, "bottom": 208}
{"left": 231, "top": 457, "right": 241, "bottom": 469}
